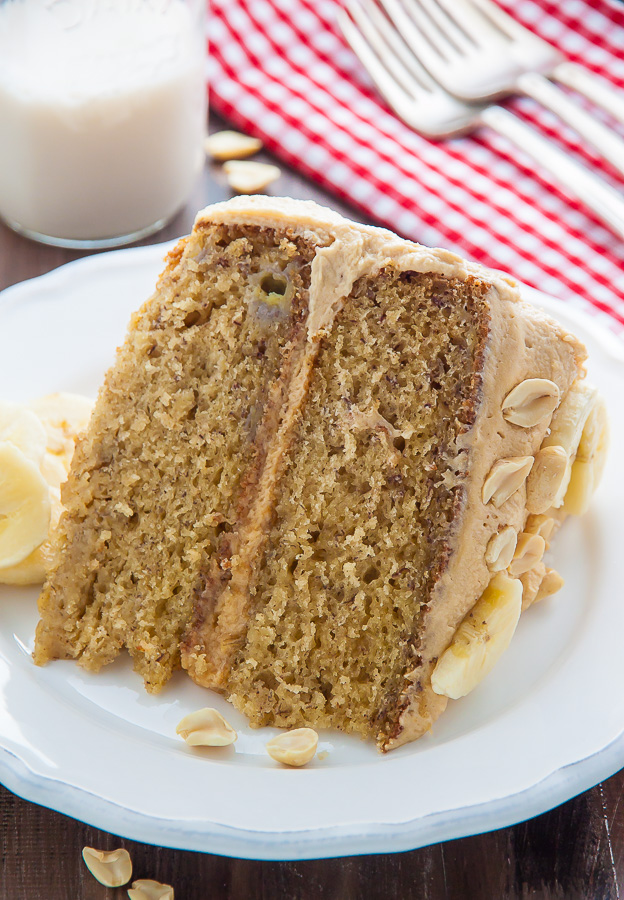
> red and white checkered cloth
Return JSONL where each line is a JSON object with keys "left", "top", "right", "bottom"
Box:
{"left": 208, "top": 0, "right": 624, "bottom": 332}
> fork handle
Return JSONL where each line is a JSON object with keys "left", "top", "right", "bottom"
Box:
{"left": 515, "top": 72, "right": 624, "bottom": 180}
{"left": 552, "top": 62, "right": 624, "bottom": 128}
{"left": 480, "top": 105, "right": 624, "bottom": 241}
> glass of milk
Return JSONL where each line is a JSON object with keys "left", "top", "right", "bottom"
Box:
{"left": 0, "top": 0, "right": 207, "bottom": 248}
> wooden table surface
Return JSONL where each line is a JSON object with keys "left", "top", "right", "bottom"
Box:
{"left": 1, "top": 115, "right": 622, "bottom": 900}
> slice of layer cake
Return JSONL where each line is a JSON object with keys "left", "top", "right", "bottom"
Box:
{"left": 34, "top": 197, "right": 606, "bottom": 750}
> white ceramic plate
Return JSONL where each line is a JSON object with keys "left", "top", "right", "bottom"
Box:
{"left": 1, "top": 243, "right": 623, "bottom": 861}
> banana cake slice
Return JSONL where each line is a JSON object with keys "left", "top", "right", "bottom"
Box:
{"left": 34, "top": 197, "right": 606, "bottom": 750}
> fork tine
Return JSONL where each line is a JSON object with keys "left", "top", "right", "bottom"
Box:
{"left": 339, "top": 0, "right": 474, "bottom": 138}
{"left": 416, "top": 0, "right": 475, "bottom": 54}
{"left": 358, "top": 0, "right": 436, "bottom": 91}
{"left": 380, "top": 0, "right": 451, "bottom": 74}
{"left": 428, "top": 0, "right": 504, "bottom": 46}
{"left": 395, "top": 0, "right": 460, "bottom": 61}
{"left": 338, "top": 3, "right": 427, "bottom": 128}
{"left": 458, "top": 0, "right": 528, "bottom": 42}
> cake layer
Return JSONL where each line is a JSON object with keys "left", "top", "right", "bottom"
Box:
{"left": 225, "top": 270, "right": 490, "bottom": 741}
{"left": 176, "top": 198, "right": 585, "bottom": 750}
{"left": 35, "top": 221, "right": 322, "bottom": 690}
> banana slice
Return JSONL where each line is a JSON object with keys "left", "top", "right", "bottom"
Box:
{"left": 431, "top": 572, "right": 522, "bottom": 700}
{"left": 0, "top": 441, "right": 51, "bottom": 568}
{"left": 0, "top": 539, "right": 54, "bottom": 585}
{"left": 28, "top": 392, "right": 93, "bottom": 463}
{"left": 0, "top": 400, "right": 47, "bottom": 464}
{"left": 563, "top": 395, "right": 608, "bottom": 516}
{"left": 541, "top": 380, "right": 597, "bottom": 507}
{"left": 0, "top": 487, "right": 61, "bottom": 584}
{"left": 40, "top": 452, "right": 70, "bottom": 490}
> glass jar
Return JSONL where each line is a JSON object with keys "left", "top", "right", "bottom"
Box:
{"left": 0, "top": 0, "right": 207, "bottom": 248}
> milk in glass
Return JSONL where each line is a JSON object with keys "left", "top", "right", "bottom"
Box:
{"left": 0, "top": 0, "right": 206, "bottom": 247}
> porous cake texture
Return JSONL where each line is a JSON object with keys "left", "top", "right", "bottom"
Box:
{"left": 35, "top": 197, "right": 590, "bottom": 750}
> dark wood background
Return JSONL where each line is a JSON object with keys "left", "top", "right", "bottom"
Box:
{"left": 0, "top": 113, "right": 622, "bottom": 900}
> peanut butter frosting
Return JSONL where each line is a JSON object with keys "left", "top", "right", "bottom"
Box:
{"left": 194, "top": 196, "right": 586, "bottom": 748}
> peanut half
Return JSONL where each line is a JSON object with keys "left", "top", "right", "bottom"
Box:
{"left": 224, "top": 160, "right": 281, "bottom": 194}
{"left": 128, "top": 879, "right": 174, "bottom": 900}
{"left": 526, "top": 445, "right": 568, "bottom": 515}
{"left": 508, "top": 532, "right": 546, "bottom": 578}
{"left": 524, "top": 514, "right": 557, "bottom": 547}
{"left": 482, "top": 456, "right": 534, "bottom": 507}
{"left": 82, "top": 847, "right": 132, "bottom": 888}
{"left": 176, "top": 708, "right": 237, "bottom": 747}
{"left": 266, "top": 728, "right": 318, "bottom": 767}
{"left": 204, "top": 130, "right": 263, "bottom": 161}
{"left": 535, "top": 568, "right": 564, "bottom": 603}
{"left": 520, "top": 562, "right": 547, "bottom": 611}
{"left": 485, "top": 526, "right": 517, "bottom": 572}
{"left": 501, "top": 378, "right": 560, "bottom": 428}
{"left": 520, "top": 564, "right": 564, "bottom": 610}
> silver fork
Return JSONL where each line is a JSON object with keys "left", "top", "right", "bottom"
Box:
{"left": 380, "top": 0, "right": 624, "bottom": 179}
{"left": 458, "top": 0, "right": 624, "bottom": 124}
{"left": 337, "top": 0, "right": 624, "bottom": 240}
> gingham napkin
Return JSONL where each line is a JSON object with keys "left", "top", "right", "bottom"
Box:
{"left": 208, "top": 0, "right": 624, "bottom": 331}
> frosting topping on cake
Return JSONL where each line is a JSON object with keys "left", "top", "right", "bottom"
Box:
{"left": 195, "top": 196, "right": 586, "bottom": 748}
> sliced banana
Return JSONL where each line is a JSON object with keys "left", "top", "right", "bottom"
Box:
{"left": 0, "top": 400, "right": 47, "bottom": 464}
{"left": 0, "top": 538, "right": 54, "bottom": 585}
{"left": 40, "top": 453, "right": 69, "bottom": 490}
{"left": 431, "top": 571, "right": 522, "bottom": 700}
{"left": 541, "top": 380, "right": 597, "bottom": 507}
{"left": 28, "top": 392, "right": 93, "bottom": 462}
{"left": 563, "top": 395, "right": 608, "bottom": 516}
{"left": 0, "top": 393, "right": 92, "bottom": 583}
{"left": 0, "top": 441, "right": 51, "bottom": 568}
{"left": 0, "top": 487, "right": 61, "bottom": 584}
